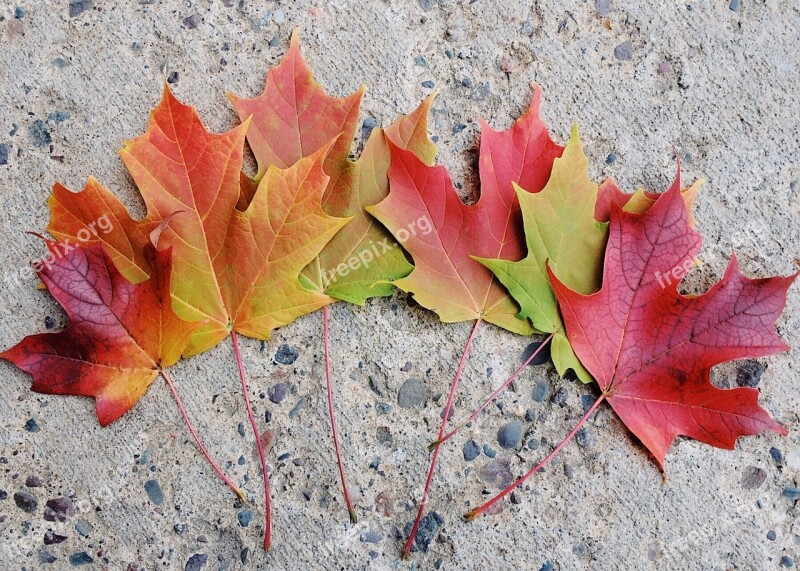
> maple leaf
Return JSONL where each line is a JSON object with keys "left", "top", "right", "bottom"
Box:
{"left": 1, "top": 239, "right": 245, "bottom": 500}
{"left": 476, "top": 126, "right": 603, "bottom": 381}
{"left": 48, "top": 85, "right": 347, "bottom": 356}
{"left": 477, "top": 130, "right": 702, "bottom": 382}
{"left": 551, "top": 183, "right": 792, "bottom": 466}
{"left": 466, "top": 180, "right": 794, "bottom": 521}
{"left": 367, "top": 86, "right": 563, "bottom": 334}
{"left": 1, "top": 241, "right": 196, "bottom": 425}
{"left": 230, "top": 30, "right": 437, "bottom": 305}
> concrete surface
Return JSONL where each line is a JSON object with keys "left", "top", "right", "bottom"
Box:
{"left": 1, "top": 1, "right": 799, "bottom": 570}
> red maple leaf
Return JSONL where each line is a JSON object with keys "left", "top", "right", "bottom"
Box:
{"left": 467, "top": 180, "right": 795, "bottom": 520}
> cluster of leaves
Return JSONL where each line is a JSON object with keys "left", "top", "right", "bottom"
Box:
{"left": 1, "top": 30, "right": 795, "bottom": 559}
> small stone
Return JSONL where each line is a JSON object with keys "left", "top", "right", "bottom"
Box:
{"left": 269, "top": 35, "right": 280, "bottom": 48}
{"left": 144, "top": 480, "right": 164, "bottom": 505}
{"left": 375, "top": 491, "right": 394, "bottom": 516}
{"left": 75, "top": 520, "right": 92, "bottom": 537}
{"left": 185, "top": 554, "right": 208, "bottom": 571}
{"left": 238, "top": 509, "right": 253, "bottom": 527}
{"left": 401, "top": 361, "right": 413, "bottom": 372}
{"left": 376, "top": 426, "right": 393, "bottom": 445}
{"left": 528, "top": 439, "right": 539, "bottom": 451}
{"left": 550, "top": 387, "right": 568, "bottom": 407}
{"left": 658, "top": 60, "right": 672, "bottom": 75}
{"left": 398, "top": 378, "right": 426, "bottom": 408}
{"left": 422, "top": 80, "right": 435, "bottom": 89}
{"left": 368, "top": 375, "right": 386, "bottom": 396}
{"left": 39, "top": 550, "right": 57, "bottom": 564}
{"left": 521, "top": 341, "right": 551, "bottom": 367}
{"left": 782, "top": 487, "right": 800, "bottom": 501}
{"left": 360, "top": 531, "right": 383, "bottom": 543}
{"left": 24, "top": 418, "right": 39, "bottom": 432}
{"left": 780, "top": 556, "right": 794, "bottom": 569}
{"left": 729, "top": 0, "right": 740, "bottom": 11}
{"left": 0, "top": 490, "right": 6, "bottom": 500}
{"left": 736, "top": 361, "right": 765, "bottom": 387}
{"left": 29, "top": 120, "right": 52, "bottom": 148}
{"left": 521, "top": 20, "right": 534, "bottom": 36}
{"left": 539, "top": 560, "right": 554, "bottom": 571}
{"left": 472, "top": 82, "right": 491, "bottom": 101}
{"left": 564, "top": 463, "right": 575, "bottom": 479}
{"left": 25, "top": 475, "right": 42, "bottom": 487}
{"left": 452, "top": 123, "right": 466, "bottom": 134}
{"left": 268, "top": 382, "right": 288, "bottom": 403}
{"left": 274, "top": 344, "right": 299, "bottom": 365}
{"left": 277, "top": 452, "right": 291, "bottom": 462}
{"left": 483, "top": 444, "right": 497, "bottom": 458}
{"left": 136, "top": 445, "right": 152, "bottom": 465}
{"left": 510, "top": 491, "right": 523, "bottom": 505}
{"left": 240, "top": 548, "right": 250, "bottom": 564}
{"left": 0, "top": 143, "right": 8, "bottom": 165}
{"left": 770, "top": 447, "right": 783, "bottom": 463}
{"left": 302, "top": 489, "right": 312, "bottom": 501}
{"left": 362, "top": 117, "right": 379, "bottom": 141}
{"left": 575, "top": 427, "right": 596, "bottom": 448}
{"left": 497, "top": 420, "right": 523, "bottom": 449}
{"left": 418, "top": 0, "right": 435, "bottom": 11}
{"left": 237, "top": 455, "right": 245, "bottom": 466}
{"left": 479, "top": 458, "right": 513, "bottom": 486}
{"left": 174, "top": 523, "right": 188, "bottom": 535}
{"left": 48, "top": 111, "right": 70, "bottom": 124}
{"left": 532, "top": 381, "right": 549, "bottom": 402}
{"left": 288, "top": 397, "right": 308, "bottom": 418}
{"left": 525, "top": 409, "right": 536, "bottom": 422}
{"left": 413, "top": 56, "right": 428, "bottom": 67}
{"left": 44, "top": 530, "right": 68, "bottom": 545}
{"left": 740, "top": 466, "right": 766, "bottom": 490}
{"left": 595, "top": 0, "right": 612, "bottom": 16}
{"left": 44, "top": 315, "right": 56, "bottom": 329}
{"left": 14, "top": 6, "right": 25, "bottom": 18}
{"left": 68, "top": 552, "right": 93, "bottom": 566}
{"left": 614, "top": 41, "right": 633, "bottom": 61}
{"left": 767, "top": 530, "right": 777, "bottom": 541}
{"left": 463, "top": 439, "right": 481, "bottom": 461}
{"left": 182, "top": 14, "right": 199, "bottom": 29}
{"left": 404, "top": 511, "right": 444, "bottom": 553}
{"left": 68, "top": 1, "right": 92, "bottom": 18}
{"left": 605, "top": 153, "right": 617, "bottom": 165}
{"left": 43, "top": 497, "right": 73, "bottom": 522}
{"left": 237, "top": 422, "right": 245, "bottom": 437}
{"left": 167, "top": 71, "right": 179, "bottom": 84}
{"left": 272, "top": 10, "right": 285, "bottom": 24}
{"left": 376, "top": 402, "right": 391, "bottom": 415}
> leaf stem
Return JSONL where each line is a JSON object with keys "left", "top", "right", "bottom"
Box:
{"left": 429, "top": 333, "right": 555, "bottom": 451}
{"left": 231, "top": 331, "right": 272, "bottom": 551}
{"left": 160, "top": 369, "right": 247, "bottom": 503}
{"left": 322, "top": 305, "right": 357, "bottom": 523}
{"left": 402, "top": 318, "right": 482, "bottom": 559}
{"left": 464, "top": 393, "right": 605, "bottom": 522}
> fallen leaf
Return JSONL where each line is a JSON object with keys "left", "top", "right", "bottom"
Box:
{"left": 1, "top": 242, "right": 198, "bottom": 426}
{"left": 47, "top": 85, "right": 348, "bottom": 355}
{"left": 550, "top": 183, "right": 794, "bottom": 466}
{"left": 230, "top": 30, "right": 437, "bottom": 304}
{"left": 367, "top": 86, "right": 564, "bottom": 333}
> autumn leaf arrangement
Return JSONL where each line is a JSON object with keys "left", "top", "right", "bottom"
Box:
{"left": 1, "top": 31, "right": 795, "bottom": 558}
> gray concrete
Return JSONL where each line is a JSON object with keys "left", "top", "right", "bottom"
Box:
{"left": 1, "top": 1, "right": 798, "bottom": 570}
